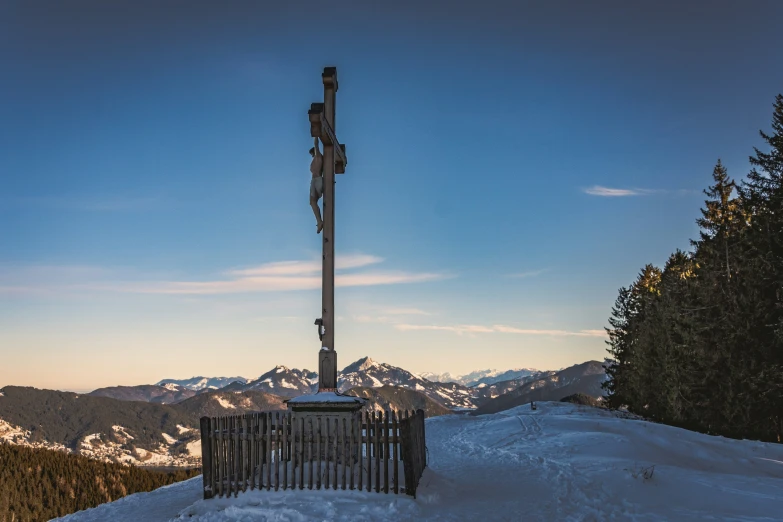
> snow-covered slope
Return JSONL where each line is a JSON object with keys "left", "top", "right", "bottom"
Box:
{"left": 156, "top": 377, "right": 247, "bottom": 392}
{"left": 55, "top": 401, "right": 783, "bottom": 521}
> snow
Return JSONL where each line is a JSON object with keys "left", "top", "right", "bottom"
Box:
{"left": 287, "top": 392, "right": 365, "bottom": 404}
{"left": 56, "top": 401, "right": 783, "bottom": 521}
{"left": 215, "top": 397, "right": 235, "bottom": 409}
{"left": 280, "top": 378, "right": 297, "bottom": 389}
{"left": 0, "top": 391, "right": 4, "bottom": 397}
{"left": 163, "top": 383, "right": 181, "bottom": 392}
{"left": 112, "top": 425, "right": 134, "bottom": 442}
{"left": 176, "top": 425, "right": 194, "bottom": 435}
{"left": 162, "top": 433, "right": 178, "bottom": 444}
{"left": 186, "top": 439, "right": 202, "bottom": 458}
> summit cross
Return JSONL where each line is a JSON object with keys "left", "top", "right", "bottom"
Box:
{"left": 308, "top": 67, "right": 347, "bottom": 393}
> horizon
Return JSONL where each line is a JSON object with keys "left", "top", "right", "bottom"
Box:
{"left": 30, "top": 355, "right": 593, "bottom": 394}
{"left": 2, "top": 0, "right": 782, "bottom": 390}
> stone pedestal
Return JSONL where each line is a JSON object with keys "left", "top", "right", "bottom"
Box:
{"left": 287, "top": 391, "right": 366, "bottom": 464}
{"left": 318, "top": 349, "right": 337, "bottom": 390}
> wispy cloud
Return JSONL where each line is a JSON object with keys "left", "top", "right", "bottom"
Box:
{"left": 101, "top": 255, "right": 445, "bottom": 295}
{"left": 351, "top": 306, "right": 433, "bottom": 325}
{"left": 381, "top": 307, "right": 431, "bottom": 315}
{"left": 395, "top": 323, "right": 606, "bottom": 337}
{"left": 229, "top": 255, "right": 382, "bottom": 277}
{"left": 583, "top": 186, "right": 656, "bottom": 197}
{"left": 508, "top": 269, "right": 548, "bottom": 279}
{"left": 0, "top": 256, "right": 448, "bottom": 296}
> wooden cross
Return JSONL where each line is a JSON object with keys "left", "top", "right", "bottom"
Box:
{"left": 308, "top": 67, "right": 347, "bottom": 392}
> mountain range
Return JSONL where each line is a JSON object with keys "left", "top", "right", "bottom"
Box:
{"left": 0, "top": 358, "right": 605, "bottom": 468}
{"left": 420, "top": 368, "right": 539, "bottom": 387}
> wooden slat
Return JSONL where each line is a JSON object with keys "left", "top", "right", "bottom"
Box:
{"left": 308, "top": 418, "right": 314, "bottom": 490}
{"left": 392, "top": 411, "right": 399, "bottom": 494}
{"left": 341, "top": 417, "right": 347, "bottom": 490}
{"left": 199, "top": 417, "right": 212, "bottom": 499}
{"left": 298, "top": 417, "right": 305, "bottom": 489}
{"left": 273, "top": 412, "right": 279, "bottom": 491}
{"left": 374, "top": 411, "right": 380, "bottom": 493}
{"left": 316, "top": 417, "right": 322, "bottom": 490}
{"left": 332, "top": 415, "right": 338, "bottom": 490}
{"left": 233, "top": 416, "right": 239, "bottom": 497}
{"left": 366, "top": 411, "right": 372, "bottom": 492}
{"left": 325, "top": 417, "right": 331, "bottom": 490}
{"left": 242, "top": 415, "right": 248, "bottom": 493}
{"left": 264, "top": 413, "right": 271, "bottom": 491}
{"left": 291, "top": 415, "right": 297, "bottom": 491}
{"left": 358, "top": 412, "right": 363, "bottom": 491}
{"left": 221, "top": 417, "right": 226, "bottom": 498}
{"left": 282, "top": 413, "right": 288, "bottom": 490}
{"left": 384, "top": 411, "right": 390, "bottom": 494}
{"left": 215, "top": 417, "right": 221, "bottom": 497}
{"left": 349, "top": 414, "right": 355, "bottom": 490}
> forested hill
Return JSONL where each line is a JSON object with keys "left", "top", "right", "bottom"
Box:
{"left": 0, "top": 441, "right": 199, "bottom": 522}
{"left": 0, "top": 386, "right": 193, "bottom": 450}
{"left": 602, "top": 93, "right": 783, "bottom": 444}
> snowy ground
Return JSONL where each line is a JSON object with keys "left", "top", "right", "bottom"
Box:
{"left": 55, "top": 402, "right": 783, "bottom": 521}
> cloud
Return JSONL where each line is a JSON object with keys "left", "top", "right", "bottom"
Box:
{"left": 230, "top": 255, "right": 382, "bottom": 277}
{"left": 0, "top": 256, "right": 447, "bottom": 296}
{"left": 350, "top": 306, "right": 433, "bottom": 325}
{"left": 395, "top": 323, "right": 606, "bottom": 337}
{"left": 380, "top": 307, "right": 431, "bottom": 316}
{"left": 98, "top": 255, "right": 446, "bottom": 295}
{"left": 583, "top": 186, "right": 656, "bottom": 197}
{"left": 508, "top": 269, "right": 548, "bottom": 279}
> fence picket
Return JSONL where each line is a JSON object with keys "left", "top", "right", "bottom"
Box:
{"left": 298, "top": 417, "right": 305, "bottom": 489}
{"left": 357, "top": 412, "right": 363, "bottom": 491}
{"left": 332, "top": 419, "right": 340, "bottom": 490}
{"left": 316, "top": 417, "right": 322, "bottom": 490}
{"left": 349, "top": 415, "right": 355, "bottom": 491}
{"left": 308, "top": 418, "right": 314, "bottom": 490}
{"left": 383, "top": 411, "right": 389, "bottom": 494}
{"left": 392, "top": 411, "right": 398, "bottom": 494}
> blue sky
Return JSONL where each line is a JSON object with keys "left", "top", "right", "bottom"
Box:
{"left": 1, "top": 1, "right": 781, "bottom": 391}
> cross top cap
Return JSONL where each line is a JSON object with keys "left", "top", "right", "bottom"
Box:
{"left": 322, "top": 67, "right": 338, "bottom": 90}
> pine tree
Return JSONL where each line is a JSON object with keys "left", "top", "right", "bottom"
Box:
{"left": 737, "top": 93, "right": 783, "bottom": 441}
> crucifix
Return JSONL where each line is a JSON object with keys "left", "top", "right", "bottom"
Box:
{"left": 308, "top": 67, "right": 347, "bottom": 393}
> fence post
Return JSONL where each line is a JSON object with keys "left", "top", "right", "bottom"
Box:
{"left": 392, "top": 410, "right": 398, "bottom": 494}
{"left": 200, "top": 417, "right": 213, "bottom": 499}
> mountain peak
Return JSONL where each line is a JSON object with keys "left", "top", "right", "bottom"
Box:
{"left": 343, "top": 357, "right": 378, "bottom": 373}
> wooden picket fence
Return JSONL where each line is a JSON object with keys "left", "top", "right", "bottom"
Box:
{"left": 199, "top": 409, "right": 427, "bottom": 499}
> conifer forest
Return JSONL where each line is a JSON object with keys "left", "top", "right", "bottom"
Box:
{"left": 603, "top": 93, "right": 783, "bottom": 444}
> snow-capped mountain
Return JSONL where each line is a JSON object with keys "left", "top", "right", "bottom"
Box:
{"left": 155, "top": 376, "right": 247, "bottom": 391}
{"left": 338, "top": 357, "right": 478, "bottom": 409}
{"left": 474, "top": 361, "right": 606, "bottom": 414}
{"left": 227, "top": 366, "right": 318, "bottom": 398}
{"left": 421, "top": 368, "right": 539, "bottom": 387}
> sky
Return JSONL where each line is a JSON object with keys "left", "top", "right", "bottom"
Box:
{"left": 1, "top": 1, "right": 781, "bottom": 392}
